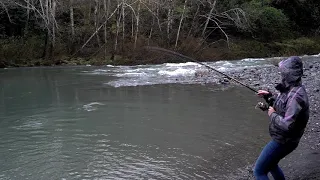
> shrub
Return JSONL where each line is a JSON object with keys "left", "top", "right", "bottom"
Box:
{"left": 276, "top": 37, "right": 320, "bottom": 56}
{"left": 243, "top": 1, "right": 292, "bottom": 41}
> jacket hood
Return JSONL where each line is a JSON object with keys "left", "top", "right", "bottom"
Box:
{"left": 278, "top": 56, "right": 303, "bottom": 88}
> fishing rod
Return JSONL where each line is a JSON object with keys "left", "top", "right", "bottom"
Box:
{"left": 143, "top": 46, "right": 275, "bottom": 111}
{"left": 144, "top": 46, "right": 258, "bottom": 93}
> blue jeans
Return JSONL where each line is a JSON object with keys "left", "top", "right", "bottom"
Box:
{"left": 254, "top": 140, "right": 298, "bottom": 180}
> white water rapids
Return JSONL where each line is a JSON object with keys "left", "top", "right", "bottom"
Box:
{"left": 81, "top": 58, "right": 272, "bottom": 87}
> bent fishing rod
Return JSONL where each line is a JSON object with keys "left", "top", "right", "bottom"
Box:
{"left": 143, "top": 46, "right": 275, "bottom": 110}
{"left": 144, "top": 46, "right": 258, "bottom": 93}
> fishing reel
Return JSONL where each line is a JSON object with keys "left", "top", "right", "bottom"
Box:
{"left": 255, "top": 102, "right": 269, "bottom": 111}
{"left": 255, "top": 93, "right": 275, "bottom": 111}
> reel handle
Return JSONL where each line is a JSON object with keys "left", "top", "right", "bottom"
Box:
{"left": 255, "top": 102, "right": 269, "bottom": 111}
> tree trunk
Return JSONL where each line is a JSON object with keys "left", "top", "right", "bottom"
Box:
{"left": 42, "top": 31, "right": 49, "bottom": 59}
{"left": 148, "top": 15, "right": 155, "bottom": 45}
{"left": 94, "top": 0, "right": 101, "bottom": 47}
{"left": 24, "top": 0, "right": 30, "bottom": 37}
{"left": 166, "top": 0, "right": 173, "bottom": 45}
{"left": 202, "top": 0, "right": 216, "bottom": 37}
{"left": 112, "top": 6, "right": 121, "bottom": 61}
{"left": 46, "top": 0, "right": 49, "bottom": 25}
{"left": 87, "top": 1, "right": 92, "bottom": 26}
{"left": 156, "top": 4, "right": 162, "bottom": 32}
{"left": 188, "top": 4, "right": 200, "bottom": 38}
{"left": 122, "top": 0, "right": 125, "bottom": 51}
{"left": 103, "top": 0, "right": 108, "bottom": 60}
{"left": 131, "top": 12, "right": 134, "bottom": 38}
{"left": 70, "top": 0, "right": 75, "bottom": 53}
{"left": 50, "top": 0, "right": 57, "bottom": 59}
{"left": 107, "top": 0, "right": 111, "bottom": 15}
{"left": 73, "top": 5, "right": 120, "bottom": 58}
{"left": 175, "top": 0, "right": 187, "bottom": 49}
{"left": 134, "top": 0, "right": 141, "bottom": 49}
{"left": 115, "top": 9, "right": 121, "bottom": 50}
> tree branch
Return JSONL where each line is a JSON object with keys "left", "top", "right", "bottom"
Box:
{"left": 72, "top": 3, "right": 122, "bottom": 57}
{"left": 0, "top": 1, "right": 12, "bottom": 23}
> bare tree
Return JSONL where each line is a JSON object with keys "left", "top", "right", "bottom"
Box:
{"left": 2, "top": 0, "right": 252, "bottom": 63}
{"left": 166, "top": 0, "right": 173, "bottom": 43}
{"left": 175, "top": 0, "right": 188, "bottom": 49}
{"left": 51, "top": 0, "right": 57, "bottom": 57}
{"left": 103, "top": 0, "right": 108, "bottom": 59}
{"left": 94, "top": 0, "right": 101, "bottom": 47}
{"left": 69, "top": 0, "right": 75, "bottom": 53}
{"left": 113, "top": 4, "right": 121, "bottom": 59}
{"left": 73, "top": 2, "right": 121, "bottom": 58}
{"left": 156, "top": 2, "right": 162, "bottom": 32}
{"left": 187, "top": 2, "right": 201, "bottom": 38}
{"left": 148, "top": 4, "right": 155, "bottom": 45}
{"left": 121, "top": 0, "right": 125, "bottom": 50}
{"left": 0, "top": 0, "right": 12, "bottom": 23}
{"left": 202, "top": 0, "right": 217, "bottom": 37}
{"left": 134, "top": 0, "right": 141, "bottom": 49}
{"left": 24, "top": 0, "right": 31, "bottom": 36}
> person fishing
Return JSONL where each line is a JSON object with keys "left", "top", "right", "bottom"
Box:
{"left": 254, "top": 56, "right": 310, "bottom": 180}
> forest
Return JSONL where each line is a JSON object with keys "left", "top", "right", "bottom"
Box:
{"left": 0, "top": 0, "right": 320, "bottom": 67}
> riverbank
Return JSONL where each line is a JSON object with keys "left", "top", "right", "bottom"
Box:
{"left": 1, "top": 37, "right": 320, "bottom": 68}
{"left": 218, "top": 57, "right": 320, "bottom": 179}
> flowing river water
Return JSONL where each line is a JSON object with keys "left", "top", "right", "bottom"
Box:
{"left": 0, "top": 57, "right": 305, "bottom": 179}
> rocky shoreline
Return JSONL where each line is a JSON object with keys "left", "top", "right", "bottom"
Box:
{"left": 222, "top": 57, "right": 320, "bottom": 179}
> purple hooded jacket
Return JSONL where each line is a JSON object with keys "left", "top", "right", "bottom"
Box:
{"left": 269, "top": 56, "right": 309, "bottom": 144}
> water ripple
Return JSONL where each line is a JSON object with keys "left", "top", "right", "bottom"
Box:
{"left": 82, "top": 102, "right": 105, "bottom": 112}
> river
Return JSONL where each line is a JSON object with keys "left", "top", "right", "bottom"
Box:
{"left": 0, "top": 59, "right": 274, "bottom": 179}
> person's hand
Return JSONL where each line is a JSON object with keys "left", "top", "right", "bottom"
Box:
{"left": 257, "top": 90, "right": 270, "bottom": 97}
{"left": 257, "top": 90, "right": 276, "bottom": 107}
{"left": 268, "top": 107, "right": 276, "bottom": 116}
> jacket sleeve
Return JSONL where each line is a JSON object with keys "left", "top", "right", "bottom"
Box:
{"left": 269, "top": 94, "right": 302, "bottom": 131}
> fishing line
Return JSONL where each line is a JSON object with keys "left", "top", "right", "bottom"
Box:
{"left": 143, "top": 46, "right": 258, "bottom": 93}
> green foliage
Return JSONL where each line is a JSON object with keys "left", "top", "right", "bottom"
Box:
{"left": 218, "top": 0, "right": 251, "bottom": 11}
{"left": 258, "top": 7, "right": 291, "bottom": 39}
{"left": 275, "top": 37, "right": 320, "bottom": 56}
{"left": 174, "top": 5, "right": 190, "bottom": 16}
{"left": 0, "top": 36, "right": 44, "bottom": 63}
{"left": 271, "top": 0, "right": 320, "bottom": 33}
{"left": 243, "top": 1, "right": 292, "bottom": 40}
{"left": 228, "top": 37, "right": 320, "bottom": 60}
{"left": 229, "top": 39, "right": 272, "bottom": 58}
